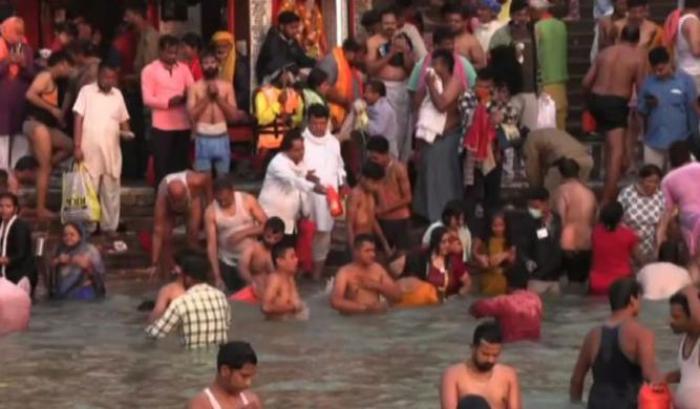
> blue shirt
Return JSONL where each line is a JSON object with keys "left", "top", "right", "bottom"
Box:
{"left": 637, "top": 71, "right": 698, "bottom": 150}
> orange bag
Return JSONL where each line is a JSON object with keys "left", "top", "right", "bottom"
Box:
{"left": 638, "top": 384, "right": 672, "bottom": 409}
{"left": 326, "top": 186, "right": 344, "bottom": 217}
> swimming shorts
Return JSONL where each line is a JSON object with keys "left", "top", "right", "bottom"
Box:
{"left": 588, "top": 94, "right": 630, "bottom": 132}
{"left": 194, "top": 133, "right": 231, "bottom": 175}
{"left": 563, "top": 250, "right": 592, "bottom": 283}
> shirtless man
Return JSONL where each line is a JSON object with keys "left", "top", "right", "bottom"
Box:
{"left": 440, "top": 321, "right": 522, "bottom": 409}
{"left": 597, "top": 0, "right": 627, "bottom": 50}
{"left": 366, "top": 6, "right": 416, "bottom": 161}
{"left": 367, "top": 136, "right": 413, "bottom": 252}
{"left": 148, "top": 249, "right": 194, "bottom": 322}
{"left": 552, "top": 158, "right": 596, "bottom": 287}
{"left": 346, "top": 161, "right": 391, "bottom": 255}
{"left": 441, "top": 2, "right": 486, "bottom": 69}
{"left": 330, "top": 234, "right": 402, "bottom": 315}
{"left": 187, "top": 49, "right": 244, "bottom": 182}
{"left": 570, "top": 278, "right": 662, "bottom": 407}
{"left": 237, "top": 217, "right": 284, "bottom": 299}
{"left": 583, "top": 25, "right": 646, "bottom": 203}
{"left": 613, "top": 0, "right": 663, "bottom": 51}
{"left": 261, "top": 242, "right": 307, "bottom": 320}
{"left": 150, "top": 170, "right": 210, "bottom": 278}
{"left": 205, "top": 175, "right": 268, "bottom": 292}
{"left": 188, "top": 341, "right": 263, "bottom": 409}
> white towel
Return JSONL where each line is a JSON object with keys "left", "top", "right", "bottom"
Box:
{"left": 415, "top": 75, "right": 447, "bottom": 144}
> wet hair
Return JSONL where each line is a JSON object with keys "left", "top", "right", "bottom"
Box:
{"left": 213, "top": 175, "right": 235, "bottom": 193}
{"left": 457, "top": 395, "right": 492, "bottom": 409}
{"left": 217, "top": 341, "right": 258, "bottom": 370}
{"left": 627, "top": 0, "right": 648, "bottom": 7}
{"left": 489, "top": 45, "right": 523, "bottom": 95}
{"left": 180, "top": 253, "right": 210, "bottom": 282}
{"left": 648, "top": 46, "right": 670, "bottom": 66}
{"left": 557, "top": 158, "right": 580, "bottom": 179}
{"left": 278, "top": 11, "right": 301, "bottom": 25}
{"left": 599, "top": 201, "right": 624, "bottom": 231}
{"left": 432, "top": 48, "right": 455, "bottom": 74}
{"left": 307, "top": 68, "right": 329, "bottom": 90}
{"left": 638, "top": 163, "right": 663, "bottom": 180}
{"left": 365, "top": 79, "right": 386, "bottom": 97}
{"left": 366, "top": 135, "right": 390, "bottom": 154}
{"left": 669, "top": 140, "right": 692, "bottom": 169}
{"left": 47, "top": 51, "right": 73, "bottom": 67}
{"left": 307, "top": 103, "right": 330, "bottom": 120}
{"left": 342, "top": 38, "right": 363, "bottom": 53}
{"left": 181, "top": 32, "right": 202, "bottom": 50}
{"left": 441, "top": 1, "right": 468, "bottom": 18}
{"left": 14, "top": 156, "right": 38, "bottom": 172}
{"left": 353, "top": 233, "right": 376, "bottom": 249}
{"left": 526, "top": 186, "right": 549, "bottom": 202}
{"left": 0, "top": 192, "right": 18, "bottom": 209}
{"left": 125, "top": 0, "right": 148, "bottom": 17}
{"left": 609, "top": 278, "right": 642, "bottom": 311}
{"left": 271, "top": 241, "right": 296, "bottom": 268}
{"left": 281, "top": 128, "right": 303, "bottom": 151}
{"left": 433, "top": 26, "right": 455, "bottom": 46}
{"left": 361, "top": 9, "right": 380, "bottom": 29}
{"left": 428, "top": 226, "right": 449, "bottom": 256}
{"left": 441, "top": 200, "right": 464, "bottom": 226}
{"left": 510, "top": 0, "right": 529, "bottom": 14}
{"left": 658, "top": 241, "right": 681, "bottom": 264}
{"left": 620, "top": 25, "right": 641, "bottom": 44}
{"left": 158, "top": 35, "right": 180, "bottom": 51}
{"left": 264, "top": 216, "right": 285, "bottom": 235}
{"left": 472, "top": 321, "right": 503, "bottom": 345}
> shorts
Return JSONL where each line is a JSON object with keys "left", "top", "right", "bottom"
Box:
{"left": 312, "top": 231, "right": 332, "bottom": 262}
{"left": 219, "top": 260, "right": 246, "bottom": 293}
{"left": 194, "top": 134, "right": 230, "bottom": 175}
{"left": 563, "top": 250, "right": 592, "bottom": 283}
{"left": 588, "top": 94, "right": 629, "bottom": 132}
{"left": 379, "top": 218, "right": 411, "bottom": 250}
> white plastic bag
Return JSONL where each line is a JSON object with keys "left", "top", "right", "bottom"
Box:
{"left": 60, "top": 163, "right": 101, "bottom": 223}
{"left": 535, "top": 92, "right": 557, "bottom": 130}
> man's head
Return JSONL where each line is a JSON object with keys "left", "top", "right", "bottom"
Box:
{"left": 353, "top": 234, "right": 377, "bottom": 266}
{"left": 212, "top": 31, "right": 234, "bottom": 64}
{"left": 510, "top": 0, "right": 531, "bottom": 27}
{"left": 173, "top": 248, "right": 202, "bottom": 277}
{"left": 669, "top": 289, "right": 700, "bottom": 334}
{"left": 307, "top": 104, "right": 330, "bottom": 137}
{"left": 363, "top": 79, "right": 386, "bottom": 106}
{"left": 620, "top": 24, "right": 641, "bottom": 45}
{"left": 361, "top": 9, "right": 381, "bottom": 36}
{"left": 359, "top": 161, "right": 385, "bottom": 192}
{"left": 0, "top": 16, "right": 25, "bottom": 45}
{"left": 626, "top": 0, "right": 648, "bottom": 26}
{"left": 75, "top": 17, "right": 95, "bottom": 42}
{"left": 380, "top": 7, "right": 399, "bottom": 38}
{"left": 272, "top": 241, "right": 298, "bottom": 274}
{"left": 441, "top": 200, "right": 465, "bottom": 229}
{"left": 96, "top": 62, "right": 119, "bottom": 93}
{"left": 342, "top": 38, "right": 365, "bottom": 67}
{"left": 638, "top": 164, "right": 662, "bottom": 197}
{"left": 124, "top": 0, "right": 148, "bottom": 29}
{"left": 281, "top": 128, "right": 305, "bottom": 164}
{"left": 47, "top": 51, "right": 74, "bottom": 78}
{"left": 213, "top": 175, "right": 235, "bottom": 208}
{"left": 526, "top": 187, "right": 550, "bottom": 219}
{"left": 278, "top": 11, "right": 302, "bottom": 40}
{"left": 431, "top": 48, "right": 455, "bottom": 79}
{"left": 475, "top": 67, "right": 495, "bottom": 102}
{"left": 200, "top": 47, "right": 220, "bottom": 80}
{"left": 366, "top": 135, "right": 391, "bottom": 166}
{"left": 13, "top": 156, "right": 38, "bottom": 185}
{"left": 649, "top": 47, "right": 672, "bottom": 79}
{"left": 441, "top": 2, "right": 468, "bottom": 35}
{"left": 471, "top": 321, "right": 503, "bottom": 373}
{"left": 609, "top": 278, "right": 642, "bottom": 317}
{"left": 67, "top": 39, "right": 97, "bottom": 66}
{"left": 307, "top": 68, "right": 330, "bottom": 96}
{"left": 180, "top": 253, "right": 210, "bottom": 288}
{"left": 216, "top": 341, "right": 258, "bottom": 394}
{"left": 181, "top": 32, "right": 202, "bottom": 61}
{"left": 457, "top": 395, "right": 492, "bottom": 409}
{"left": 433, "top": 26, "right": 456, "bottom": 52}
{"left": 477, "top": 0, "right": 501, "bottom": 24}
{"left": 158, "top": 35, "right": 180, "bottom": 66}
{"left": 54, "top": 22, "right": 77, "bottom": 46}
{"left": 557, "top": 158, "right": 580, "bottom": 180}
{"left": 669, "top": 140, "right": 692, "bottom": 169}
{"left": 262, "top": 217, "right": 285, "bottom": 248}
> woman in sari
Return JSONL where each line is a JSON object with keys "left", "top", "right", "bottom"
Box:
{"left": 51, "top": 222, "right": 105, "bottom": 300}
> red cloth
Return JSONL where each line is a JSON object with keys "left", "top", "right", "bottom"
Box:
{"left": 470, "top": 290, "right": 542, "bottom": 343}
{"left": 589, "top": 224, "right": 638, "bottom": 295}
{"left": 663, "top": 9, "right": 682, "bottom": 50}
{"left": 230, "top": 286, "right": 259, "bottom": 304}
{"left": 296, "top": 219, "right": 316, "bottom": 273}
{"left": 464, "top": 104, "right": 496, "bottom": 161}
{"left": 187, "top": 57, "right": 203, "bottom": 81}
{"left": 426, "top": 254, "right": 468, "bottom": 297}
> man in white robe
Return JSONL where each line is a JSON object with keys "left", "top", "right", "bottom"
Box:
{"left": 73, "top": 63, "right": 131, "bottom": 234}
{"left": 302, "top": 104, "right": 346, "bottom": 280}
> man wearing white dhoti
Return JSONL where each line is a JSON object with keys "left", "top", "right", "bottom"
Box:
{"left": 72, "top": 63, "right": 131, "bottom": 233}
{"left": 302, "top": 104, "right": 346, "bottom": 280}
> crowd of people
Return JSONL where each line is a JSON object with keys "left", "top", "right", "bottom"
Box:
{"left": 1, "top": 0, "right": 700, "bottom": 407}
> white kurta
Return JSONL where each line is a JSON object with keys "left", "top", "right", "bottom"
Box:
{"left": 302, "top": 129, "right": 345, "bottom": 232}
{"left": 258, "top": 153, "right": 315, "bottom": 235}
{"left": 72, "top": 83, "right": 130, "bottom": 179}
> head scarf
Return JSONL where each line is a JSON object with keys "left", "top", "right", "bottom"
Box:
{"left": 54, "top": 222, "right": 106, "bottom": 299}
{"left": 211, "top": 31, "right": 236, "bottom": 83}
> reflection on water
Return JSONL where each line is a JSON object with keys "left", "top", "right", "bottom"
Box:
{"left": 0, "top": 282, "right": 680, "bottom": 409}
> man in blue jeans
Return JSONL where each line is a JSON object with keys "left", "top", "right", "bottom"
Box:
{"left": 637, "top": 46, "right": 698, "bottom": 170}
{"left": 187, "top": 48, "right": 244, "bottom": 181}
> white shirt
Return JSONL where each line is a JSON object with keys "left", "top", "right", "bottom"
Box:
{"left": 637, "top": 262, "right": 692, "bottom": 301}
{"left": 475, "top": 20, "right": 506, "bottom": 53}
{"left": 258, "top": 153, "right": 314, "bottom": 235}
{"left": 72, "top": 83, "right": 129, "bottom": 178}
{"left": 302, "top": 128, "right": 345, "bottom": 232}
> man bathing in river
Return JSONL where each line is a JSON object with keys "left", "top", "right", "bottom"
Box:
{"left": 262, "top": 242, "right": 307, "bottom": 320}
{"left": 441, "top": 321, "right": 522, "bottom": 409}
{"left": 330, "top": 234, "right": 402, "bottom": 314}
{"left": 232, "top": 217, "right": 285, "bottom": 302}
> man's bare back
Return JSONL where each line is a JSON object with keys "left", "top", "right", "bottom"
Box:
{"left": 190, "top": 79, "right": 234, "bottom": 125}
{"left": 589, "top": 44, "right": 645, "bottom": 98}
{"left": 367, "top": 34, "right": 408, "bottom": 81}
{"left": 554, "top": 180, "right": 597, "bottom": 250}
{"left": 441, "top": 363, "right": 520, "bottom": 409}
{"left": 455, "top": 32, "right": 486, "bottom": 68}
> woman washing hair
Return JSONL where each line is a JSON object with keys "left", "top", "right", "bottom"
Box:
{"left": 51, "top": 222, "right": 105, "bottom": 300}
{"left": 0, "top": 192, "right": 35, "bottom": 291}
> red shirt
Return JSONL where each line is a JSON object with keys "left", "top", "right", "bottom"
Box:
{"left": 470, "top": 290, "right": 542, "bottom": 343}
{"left": 186, "top": 57, "right": 203, "bottom": 81}
{"left": 589, "top": 224, "right": 638, "bottom": 295}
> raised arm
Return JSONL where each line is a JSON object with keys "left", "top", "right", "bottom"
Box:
{"left": 365, "top": 39, "right": 396, "bottom": 76}
{"left": 427, "top": 73, "right": 463, "bottom": 113}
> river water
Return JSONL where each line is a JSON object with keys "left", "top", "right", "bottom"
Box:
{"left": 0, "top": 281, "right": 681, "bottom": 409}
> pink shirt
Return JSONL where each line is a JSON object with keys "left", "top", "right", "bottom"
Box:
{"left": 470, "top": 290, "right": 542, "bottom": 343}
{"left": 140, "top": 60, "right": 193, "bottom": 131}
{"left": 662, "top": 163, "right": 700, "bottom": 215}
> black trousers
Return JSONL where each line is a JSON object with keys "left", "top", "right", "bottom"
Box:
{"left": 152, "top": 128, "right": 190, "bottom": 186}
{"left": 464, "top": 164, "right": 503, "bottom": 238}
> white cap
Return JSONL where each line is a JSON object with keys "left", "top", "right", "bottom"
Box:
{"left": 529, "top": 0, "right": 552, "bottom": 9}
